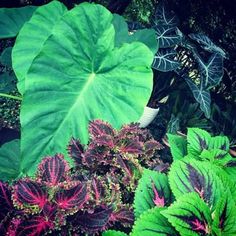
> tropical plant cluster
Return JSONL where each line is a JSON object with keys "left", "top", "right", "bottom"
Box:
{"left": 0, "top": 0, "right": 235, "bottom": 235}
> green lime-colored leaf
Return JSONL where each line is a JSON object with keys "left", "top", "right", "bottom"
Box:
{"left": 200, "top": 149, "right": 232, "bottom": 166}
{"left": 0, "top": 47, "right": 12, "bottom": 67}
{"left": 12, "top": 1, "right": 68, "bottom": 94}
{"left": 134, "top": 169, "right": 172, "bottom": 219}
{"left": 112, "top": 14, "right": 158, "bottom": 55}
{"left": 19, "top": 3, "right": 154, "bottom": 176}
{"left": 131, "top": 207, "right": 178, "bottom": 236}
{"left": 0, "top": 139, "right": 21, "bottom": 181}
{"left": 168, "top": 159, "right": 224, "bottom": 210}
{"left": 167, "top": 133, "right": 187, "bottom": 160}
{"left": 102, "top": 230, "right": 128, "bottom": 236}
{"left": 212, "top": 190, "right": 236, "bottom": 236}
{"left": 187, "top": 128, "right": 211, "bottom": 158}
{"left": 209, "top": 136, "right": 230, "bottom": 151}
{"left": 0, "top": 6, "right": 37, "bottom": 39}
{"left": 162, "top": 192, "right": 212, "bottom": 236}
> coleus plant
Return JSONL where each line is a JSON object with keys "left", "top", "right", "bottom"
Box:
{"left": 0, "top": 119, "right": 162, "bottom": 235}
{"left": 103, "top": 128, "right": 236, "bottom": 236}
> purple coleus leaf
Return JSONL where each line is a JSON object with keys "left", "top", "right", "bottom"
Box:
{"left": 12, "top": 179, "right": 48, "bottom": 213}
{"left": 0, "top": 181, "right": 13, "bottom": 222}
{"left": 90, "top": 177, "right": 107, "bottom": 205}
{"left": 72, "top": 206, "right": 113, "bottom": 233}
{"left": 37, "top": 154, "right": 70, "bottom": 186}
{"left": 89, "top": 120, "right": 115, "bottom": 139}
{"left": 110, "top": 206, "right": 134, "bottom": 227}
{"left": 55, "top": 182, "right": 88, "bottom": 214}
{"left": 117, "top": 138, "right": 143, "bottom": 155}
{"left": 83, "top": 143, "right": 110, "bottom": 167}
{"left": 68, "top": 138, "right": 84, "bottom": 166}
{"left": 15, "top": 215, "right": 54, "bottom": 236}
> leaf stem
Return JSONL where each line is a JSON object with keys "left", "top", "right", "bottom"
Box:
{"left": 0, "top": 93, "right": 22, "bottom": 101}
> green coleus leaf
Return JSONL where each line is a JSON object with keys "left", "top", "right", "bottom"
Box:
{"left": 131, "top": 207, "right": 179, "bottom": 236}
{"left": 187, "top": 128, "right": 211, "bottom": 158}
{"left": 212, "top": 190, "right": 236, "bottom": 235}
{"left": 19, "top": 3, "right": 154, "bottom": 175}
{"left": 102, "top": 230, "right": 128, "bottom": 236}
{"left": 0, "top": 47, "right": 12, "bottom": 67}
{"left": 168, "top": 159, "right": 224, "bottom": 210}
{"left": 0, "top": 6, "right": 37, "bottom": 39}
{"left": 112, "top": 14, "right": 158, "bottom": 54}
{"left": 0, "top": 139, "right": 21, "bottom": 181}
{"left": 209, "top": 136, "right": 230, "bottom": 151}
{"left": 12, "top": 1, "right": 68, "bottom": 94}
{"left": 134, "top": 169, "right": 172, "bottom": 219}
{"left": 200, "top": 149, "right": 232, "bottom": 166}
{"left": 167, "top": 133, "right": 187, "bottom": 161}
{"left": 162, "top": 192, "right": 212, "bottom": 236}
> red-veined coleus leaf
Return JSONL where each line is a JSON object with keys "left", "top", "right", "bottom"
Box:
{"left": 55, "top": 182, "right": 88, "bottom": 214}
{"left": 134, "top": 169, "right": 172, "bottom": 219}
{"left": 72, "top": 206, "right": 113, "bottom": 233}
{"left": 131, "top": 207, "right": 179, "bottom": 236}
{"left": 37, "top": 154, "right": 70, "bottom": 186}
{"left": 15, "top": 215, "right": 54, "bottom": 236}
{"left": 116, "top": 138, "right": 143, "bottom": 155}
{"left": 212, "top": 190, "right": 236, "bottom": 235}
{"left": 0, "top": 181, "right": 13, "bottom": 222}
{"left": 12, "top": 179, "right": 48, "bottom": 213}
{"left": 67, "top": 138, "right": 84, "bottom": 166}
{"left": 110, "top": 205, "right": 134, "bottom": 227}
{"left": 89, "top": 120, "right": 115, "bottom": 140}
{"left": 168, "top": 159, "right": 224, "bottom": 211}
{"left": 162, "top": 192, "right": 212, "bottom": 236}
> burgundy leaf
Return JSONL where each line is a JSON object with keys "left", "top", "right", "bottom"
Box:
{"left": 15, "top": 215, "right": 54, "bottom": 236}
{"left": 111, "top": 206, "right": 134, "bottom": 226}
{"left": 90, "top": 177, "right": 106, "bottom": 205}
{"left": 38, "top": 154, "right": 70, "bottom": 186}
{"left": 12, "top": 180, "right": 48, "bottom": 212}
{"left": 83, "top": 144, "right": 110, "bottom": 167}
{"left": 117, "top": 138, "right": 143, "bottom": 154}
{"left": 144, "top": 140, "right": 164, "bottom": 155}
{"left": 73, "top": 206, "right": 113, "bottom": 233}
{"left": 118, "top": 123, "right": 141, "bottom": 138}
{"left": 89, "top": 120, "right": 115, "bottom": 139}
{"left": 55, "top": 182, "right": 88, "bottom": 213}
{"left": 92, "top": 134, "right": 115, "bottom": 148}
{"left": 68, "top": 138, "right": 84, "bottom": 165}
{"left": 0, "top": 181, "right": 13, "bottom": 222}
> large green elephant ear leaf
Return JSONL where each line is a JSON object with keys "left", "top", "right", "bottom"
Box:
{"left": 131, "top": 207, "right": 179, "bottom": 236}
{"left": 162, "top": 192, "right": 212, "bottom": 236}
{"left": 12, "top": 1, "right": 68, "bottom": 94}
{"left": 134, "top": 169, "right": 172, "bottom": 219}
{"left": 20, "top": 3, "right": 154, "bottom": 176}
{"left": 0, "top": 6, "right": 37, "bottom": 39}
{"left": 112, "top": 14, "right": 158, "bottom": 55}
{"left": 168, "top": 159, "right": 224, "bottom": 211}
{"left": 0, "top": 139, "right": 21, "bottom": 182}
